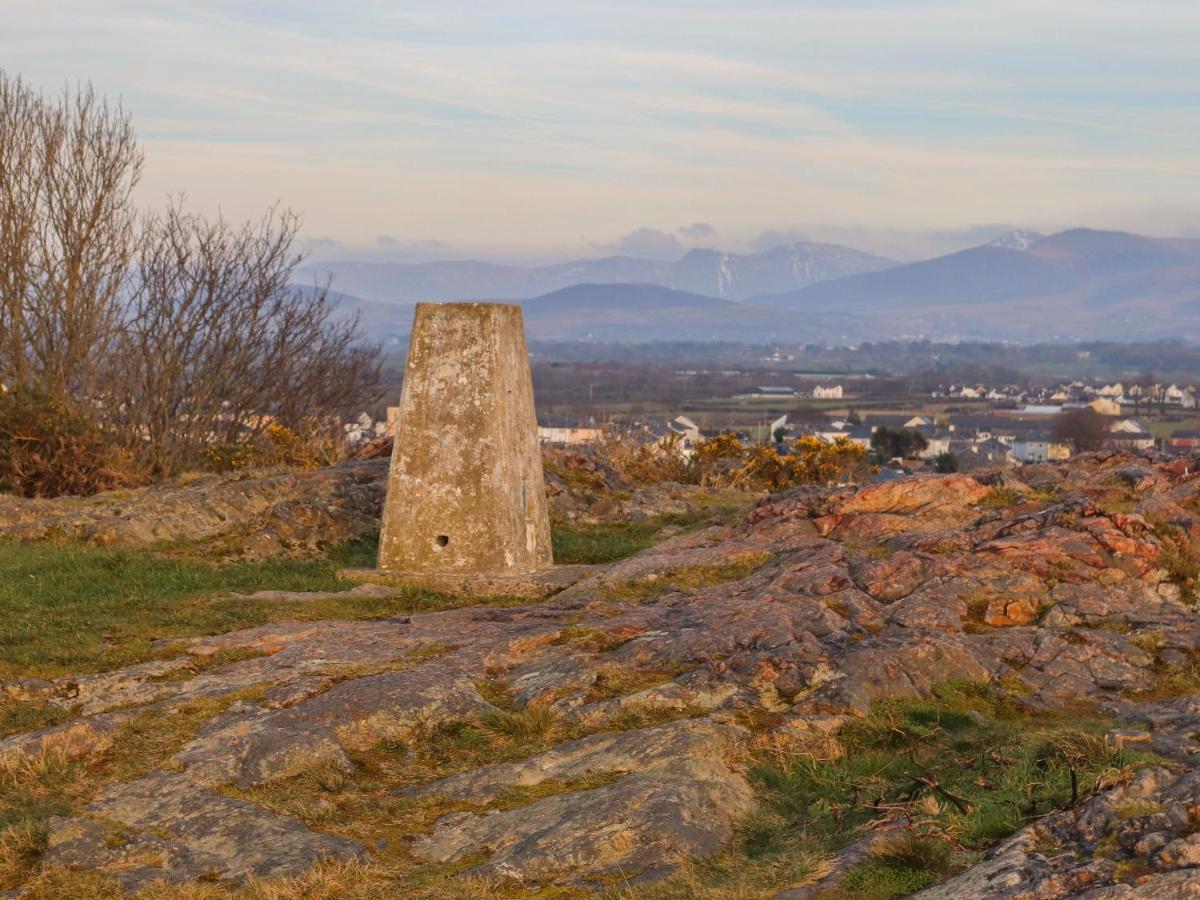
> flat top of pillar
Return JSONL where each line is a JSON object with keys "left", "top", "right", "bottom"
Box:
{"left": 414, "top": 301, "right": 522, "bottom": 313}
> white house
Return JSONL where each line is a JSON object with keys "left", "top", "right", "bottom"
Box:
{"left": 537, "top": 425, "right": 603, "bottom": 445}
{"left": 812, "top": 385, "right": 843, "bottom": 399}
{"left": 667, "top": 415, "right": 703, "bottom": 452}
{"left": 1088, "top": 397, "right": 1122, "bottom": 417}
{"left": 815, "top": 424, "right": 873, "bottom": 449}
{"left": 1012, "top": 438, "right": 1071, "bottom": 463}
{"left": 1165, "top": 385, "right": 1197, "bottom": 409}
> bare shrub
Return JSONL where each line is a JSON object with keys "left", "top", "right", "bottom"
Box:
{"left": 1054, "top": 408, "right": 1112, "bottom": 454}
{"left": 0, "top": 71, "right": 383, "bottom": 491}
{"left": 0, "top": 72, "right": 141, "bottom": 400}
{"left": 114, "top": 201, "right": 382, "bottom": 475}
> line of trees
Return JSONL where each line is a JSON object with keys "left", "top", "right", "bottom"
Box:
{"left": 0, "top": 71, "right": 382, "bottom": 494}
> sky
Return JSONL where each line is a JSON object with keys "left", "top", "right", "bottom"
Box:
{"left": 3, "top": 0, "right": 1199, "bottom": 262}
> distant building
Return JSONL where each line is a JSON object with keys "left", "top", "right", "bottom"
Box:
{"left": 815, "top": 424, "right": 873, "bottom": 449}
{"left": 914, "top": 427, "right": 953, "bottom": 459}
{"left": 1012, "top": 437, "right": 1071, "bottom": 463}
{"left": 667, "top": 415, "right": 703, "bottom": 452}
{"left": 1165, "top": 385, "right": 1197, "bottom": 409}
{"left": 812, "top": 385, "right": 843, "bottom": 399}
{"left": 537, "top": 415, "right": 603, "bottom": 446}
{"left": 1167, "top": 430, "right": 1200, "bottom": 452}
{"left": 867, "top": 414, "right": 932, "bottom": 430}
{"left": 1107, "top": 431, "right": 1155, "bottom": 451}
{"left": 1089, "top": 397, "right": 1122, "bottom": 416}
{"left": 735, "top": 386, "right": 797, "bottom": 399}
{"left": 1111, "top": 418, "right": 1146, "bottom": 434}
{"left": 947, "top": 437, "right": 1013, "bottom": 470}
{"left": 537, "top": 425, "right": 603, "bottom": 445}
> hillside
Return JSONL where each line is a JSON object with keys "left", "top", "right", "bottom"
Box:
{"left": 298, "top": 240, "right": 895, "bottom": 307}
{"left": 4, "top": 452, "right": 1200, "bottom": 896}
{"left": 749, "top": 229, "right": 1200, "bottom": 342}
{"left": 520, "top": 282, "right": 811, "bottom": 342}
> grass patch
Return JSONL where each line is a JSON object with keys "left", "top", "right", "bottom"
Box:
{"left": 600, "top": 551, "right": 771, "bottom": 601}
{"left": 214, "top": 705, "right": 601, "bottom": 898}
{"left": 0, "top": 702, "right": 77, "bottom": 741}
{"left": 1154, "top": 529, "right": 1200, "bottom": 604}
{"left": 0, "top": 539, "right": 369, "bottom": 679}
{"left": 550, "top": 505, "right": 746, "bottom": 566}
{"left": 0, "top": 539, "right": 526, "bottom": 681}
{"left": 585, "top": 666, "right": 677, "bottom": 702}
{"left": 981, "top": 487, "right": 1020, "bottom": 508}
{"left": 741, "top": 680, "right": 1152, "bottom": 894}
{"left": 1127, "top": 646, "right": 1200, "bottom": 700}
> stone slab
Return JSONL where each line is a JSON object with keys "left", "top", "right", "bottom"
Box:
{"left": 337, "top": 564, "right": 596, "bottom": 599}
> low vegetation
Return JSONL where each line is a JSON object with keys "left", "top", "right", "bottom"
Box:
{"left": 0, "top": 537, "right": 545, "bottom": 682}
{"left": 1, "top": 690, "right": 267, "bottom": 892}
{"left": 600, "top": 551, "right": 772, "bottom": 601}
{"left": 551, "top": 504, "right": 745, "bottom": 565}
{"left": 590, "top": 431, "right": 869, "bottom": 492}
{"left": 739, "top": 681, "right": 1150, "bottom": 899}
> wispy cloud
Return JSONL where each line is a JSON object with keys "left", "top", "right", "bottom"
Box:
{"left": 3, "top": 1, "right": 1198, "bottom": 258}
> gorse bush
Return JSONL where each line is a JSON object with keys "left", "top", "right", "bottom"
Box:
{"left": 594, "top": 432, "right": 694, "bottom": 485}
{"left": 0, "top": 385, "right": 144, "bottom": 498}
{"left": 203, "top": 423, "right": 327, "bottom": 473}
{"left": 594, "top": 432, "right": 869, "bottom": 491}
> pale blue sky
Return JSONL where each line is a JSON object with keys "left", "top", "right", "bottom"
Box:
{"left": 3, "top": 1, "right": 1199, "bottom": 261}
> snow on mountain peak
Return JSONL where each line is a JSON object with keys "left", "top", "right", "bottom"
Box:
{"left": 988, "top": 230, "right": 1044, "bottom": 252}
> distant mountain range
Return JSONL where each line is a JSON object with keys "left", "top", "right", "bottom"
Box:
{"left": 309, "top": 229, "right": 1200, "bottom": 344}
{"left": 748, "top": 229, "right": 1200, "bottom": 342}
{"left": 297, "top": 240, "right": 894, "bottom": 306}
{"left": 521, "top": 283, "right": 810, "bottom": 343}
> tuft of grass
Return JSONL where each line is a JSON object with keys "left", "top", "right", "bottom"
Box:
{"left": 837, "top": 858, "right": 940, "bottom": 899}
{"left": 0, "top": 702, "right": 77, "bottom": 741}
{"left": 1127, "top": 646, "right": 1200, "bottom": 700}
{"left": 606, "top": 704, "right": 709, "bottom": 732}
{"left": 981, "top": 487, "right": 1020, "bottom": 508}
{"left": 1159, "top": 542, "right": 1200, "bottom": 605}
{"left": 551, "top": 626, "right": 631, "bottom": 654}
{"left": 476, "top": 705, "right": 561, "bottom": 744}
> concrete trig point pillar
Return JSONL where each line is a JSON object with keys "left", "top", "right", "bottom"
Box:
{"left": 344, "top": 302, "right": 589, "bottom": 597}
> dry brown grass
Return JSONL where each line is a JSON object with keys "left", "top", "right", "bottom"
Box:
{"left": 601, "top": 551, "right": 771, "bottom": 601}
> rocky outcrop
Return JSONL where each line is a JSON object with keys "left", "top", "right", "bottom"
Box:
{"left": 45, "top": 770, "right": 366, "bottom": 891}
{"left": 0, "top": 459, "right": 390, "bottom": 559}
{"left": 6, "top": 451, "right": 1200, "bottom": 895}
{"left": 0, "top": 448, "right": 728, "bottom": 559}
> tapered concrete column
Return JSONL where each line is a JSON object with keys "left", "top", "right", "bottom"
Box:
{"left": 377, "top": 302, "right": 553, "bottom": 576}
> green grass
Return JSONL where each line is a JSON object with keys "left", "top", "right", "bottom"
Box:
{"left": 0, "top": 538, "right": 498, "bottom": 681}
{"left": 742, "top": 680, "right": 1152, "bottom": 895}
{"left": 0, "top": 504, "right": 730, "bottom": 682}
{"left": 550, "top": 505, "right": 745, "bottom": 565}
